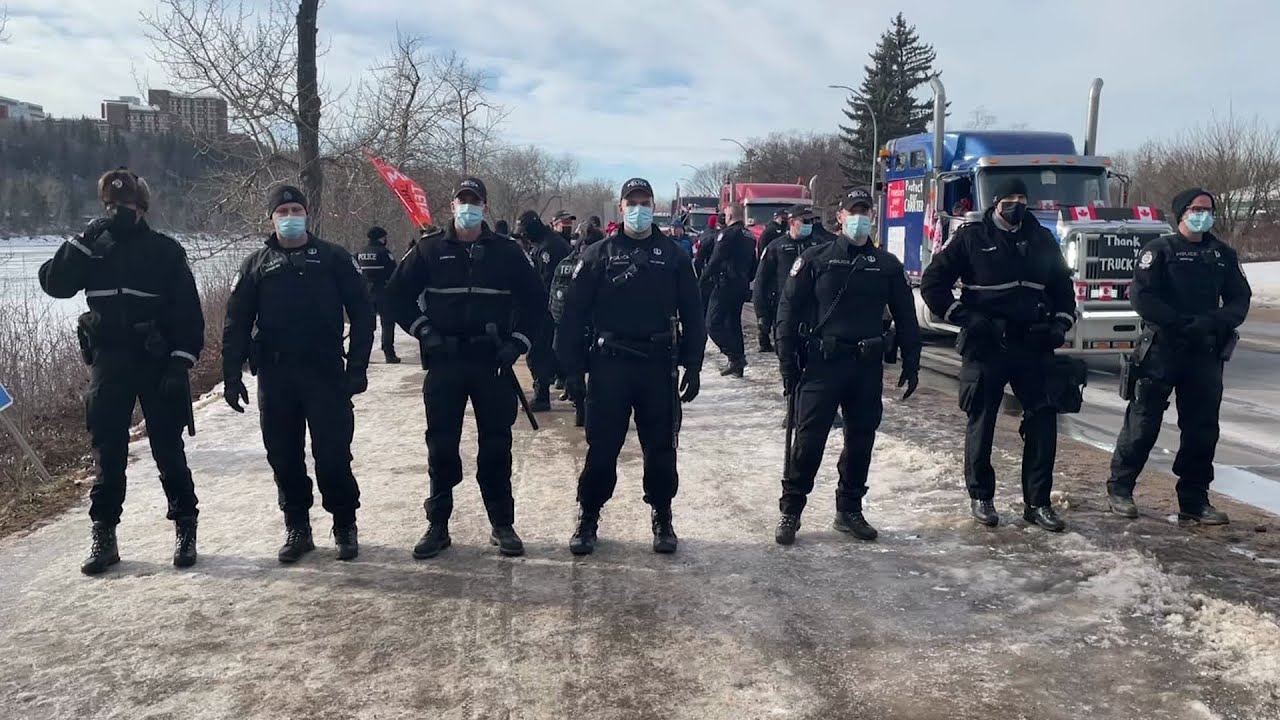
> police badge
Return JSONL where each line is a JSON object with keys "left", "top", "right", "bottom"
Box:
{"left": 789, "top": 258, "right": 804, "bottom": 277}
{"left": 1138, "top": 250, "right": 1154, "bottom": 270}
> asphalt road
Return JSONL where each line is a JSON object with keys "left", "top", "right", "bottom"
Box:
{"left": 919, "top": 317, "right": 1280, "bottom": 515}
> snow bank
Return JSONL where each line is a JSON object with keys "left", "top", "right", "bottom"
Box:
{"left": 1247, "top": 260, "right": 1280, "bottom": 306}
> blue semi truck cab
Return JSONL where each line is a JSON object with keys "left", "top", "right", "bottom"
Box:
{"left": 876, "top": 78, "right": 1170, "bottom": 355}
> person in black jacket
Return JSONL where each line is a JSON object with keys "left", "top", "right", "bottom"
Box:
{"left": 222, "top": 185, "right": 375, "bottom": 563}
{"left": 753, "top": 205, "right": 821, "bottom": 354}
{"left": 555, "top": 177, "right": 707, "bottom": 556}
{"left": 516, "top": 209, "right": 573, "bottom": 412}
{"left": 773, "top": 189, "right": 921, "bottom": 545}
{"left": 1107, "top": 188, "right": 1251, "bottom": 524}
{"left": 386, "top": 178, "right": 547, "bottom": 559}
{"left": 357, "top": 226, "right": 400, "bottom": 364}
{"left": 40, "top": 168, "right": 205, "bottom": 575}
{"left": 920, "top": 178, "right": 1077, "bottom": 532}
{"left": 704, "top": 203, "right": 755, "bottom": 376}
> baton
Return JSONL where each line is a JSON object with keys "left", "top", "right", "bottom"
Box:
{"left": 485, "top": 323, "right": 539, "bottom": 431}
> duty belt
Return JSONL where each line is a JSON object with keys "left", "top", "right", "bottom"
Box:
{"left": 809, "top": 335, "right": 885, "bottom": 362}
{"left": 593, "top": 331, "right": 671, "bottom": 360}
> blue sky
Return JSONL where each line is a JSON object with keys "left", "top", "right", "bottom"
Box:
{"left": 2, "top": 0, "right": 1276, "bottom": 195}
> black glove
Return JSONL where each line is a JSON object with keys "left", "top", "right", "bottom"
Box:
{"left": 1026, "top": 322, "right": 1067, "bottom": 351}
{"left": 159, "top": 357, "right": 192, "bottom": 397}
{"left": 345, "top": 365, "right": 369, "bottom": 396}
{"left": 1181, "top": 315, "right": 1216, "bottom": 341}
{"left": 679, "top": 369, "right": 700, "bottom": 403}
{"left": 897, "top": 367, "right": 919, "bottom": 401}
{"left": 224, "top": 375, "right": 249, "bottom": 413}
{"left": 779, "top": 361, "right": 800, "bottom": 395}
{"left": 564, "top": 373, "right": 587, "bottom": 403}
{"left": 81, "top": 217, "right": 115, "bottom": 254}
{"left": 496, "top": 340, "right": 524, "bottom": 367}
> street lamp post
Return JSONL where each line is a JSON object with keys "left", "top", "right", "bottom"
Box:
{"left": 829, "top": 85, "right": 878, "bottom": 190}
{"left": 720, "top": 137, "right": 756, "bottom": 181}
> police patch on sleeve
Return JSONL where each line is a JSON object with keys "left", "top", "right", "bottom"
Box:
{"left": 572, "top": 259, "right": 585, "bottom": 279}
{"left": 231, "top": 272, "right": 242, "bottom": 290}
{"left": 789, "top": 258, "right": 804, "bottom": 277}
{"left": 1137, "top": 250, "right": 1154, "bottom": 270}
{"left": 352, "top": 256, "right": 362, "bottom": 272}
{"left": 541, "top": 251, "right": 551, "bottom": 264}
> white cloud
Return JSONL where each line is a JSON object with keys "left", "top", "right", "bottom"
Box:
{"left": 1, "top": 0, "right": 1275, "bottom": 194}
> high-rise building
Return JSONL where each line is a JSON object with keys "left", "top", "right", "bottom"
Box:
{"left": 0, "top": 96, "right": 48, "bottom": 122}
{"left": 148, "top": 89, "right": 228, "bottom": 136}
{"left": 101, "top": 96, "right": 170, "bottom": 134}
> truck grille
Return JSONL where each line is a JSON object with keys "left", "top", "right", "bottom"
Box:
{"left": 1084, "top": 231, "right": 1153, "bottom": 281}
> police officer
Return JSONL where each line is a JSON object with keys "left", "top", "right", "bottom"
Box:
{"left": 774, "top": 189, "right": 921, "bottom": 545}
{"left": 516, "top": 209, "right": 572, "bottom": 412}
{"left": 555, "top": 177, "right": 707, "bottom": 555}
{"left": 1107, "top": 188, "right": 1251, "bottom": 524}
{"left": 703, "top": 202, "right": 755, "bottom": 376}
{"left": 552, "top": 209, "right": 577, "bottom": 243}
{"left": 40, "top": 168, "right": 205, "bottom": 575}
{"left": 222, "top": 185, "right": 375, "bottom": 562}
{"left": 386, "top": 178, "right": 547, "bottom": 559}
{"left": 753, "top": 205, "right": 822, "bottom": 354}
{"left": 758, "top": 208, "right": 788, "bottom": 255}
{"left": 357, "top": 226, "right": 400, "bottom": 364}
{"left": 921, "top": 178, "right": 1077, "bottom": 532}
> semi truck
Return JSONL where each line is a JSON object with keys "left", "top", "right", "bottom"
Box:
{"left": 720, "top": 180, "right": 816, "bottom": 257}
{"left": 877, "top": 78, "right": 1169, "bottom": 354}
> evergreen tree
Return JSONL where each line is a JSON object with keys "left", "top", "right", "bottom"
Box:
{"left": 838, "top": 12, "right": 939, "bottom": 189}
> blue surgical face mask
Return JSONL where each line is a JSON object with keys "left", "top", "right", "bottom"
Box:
{"left": 1185, "top": 210, "right": 1214, "bottom": 234}
{"left": 274, "top": 216, "right": 307, "bottom": 241}
{"left": 624, "top": 205, "right": 654, "bottom": 233}
{"left": 796, "top": 223, "right": 813, "bottom": 239}
{"left": 844, "top": 215, "right": 872, "bottom": 240}
{"left": 455, "top": 203, "right": 484, "bottom": 230}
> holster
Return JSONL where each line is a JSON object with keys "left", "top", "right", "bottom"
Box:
{"left": 1219, "top": 329, "right": 1240, "bottom": 362}
{"left": 1119, "top": 356, "right": 1137, "bottom": 401}
{"left": 1045, "top": 355, "right": 1088, "bottom": 414}
{"left": 133, "top": 321, "right": 170, "bottom": 360}
{"left": 75, "top": 311, "right": 100, "bottom": 365}
{"left": 1132, "top": 328, "right": 1156, "bottom": 368}
{"left": 812, "top": 335, "right": 884, "bottom": 362}
{"left": 882, "top": 325, "right": 898, "bottom": 365}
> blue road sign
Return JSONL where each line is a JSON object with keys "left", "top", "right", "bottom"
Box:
{"left": 0, "top": 382, "right": 11, "bottom": 413}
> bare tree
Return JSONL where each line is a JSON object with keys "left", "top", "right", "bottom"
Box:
{"left": 964, "top": 106, "right": 996, "bottom": 130}
{"left": 434, "top": 52, "right": 508, "bottom": 175}
{"left": 295, "top": 0, "right": 323, "bottom": 228}
{"left": 685, "top": 161, "right": 734, "bottom": 197}
{"left": 1, "top": 5, "right": 9, "bottom": 43}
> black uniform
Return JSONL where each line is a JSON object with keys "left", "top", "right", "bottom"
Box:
{"left": 39, "top": 220, "right": 204, "bottom": 527}
{"left": 356, "top": 238, "right": 398, "bottom": 356}
{"left": 525, "top": 223, "right": 573, "bottom": 401}
{"left": 703, "top": 221, "right": 755, "bottom": 364}
{"left": 693, "top": 227, "right": 718, "bottom": 310}
{"left": 753, "top": 230, "right": 823, "bottom": 349}
{"left": 920, "top": 209, "right": 1076, "bottom": 508}
{"left": 555, "top": 229, "right": 706, "bottom": 513}
{"left": 776, "top": 236, "right": 920, "bottom": 516}
{"left": 386, "top": 223, "right": 546, "bottom": 527}
{"left": 222, "top": 233, "right": 375, "bottom": 527}
{"left": 1108, "top": 232, "right": 1251, "bottom": 510}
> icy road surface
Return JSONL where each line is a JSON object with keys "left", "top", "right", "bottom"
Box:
{"left": 1, "top": 336, "right": 1278, "bottom": 720}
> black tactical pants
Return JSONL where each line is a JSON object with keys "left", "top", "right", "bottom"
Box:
{"left": 1108, "top": 354, "right": 1223, "bottom": 511}
{"left": 86, "top": 352, "right": 198, "bottom": 525}
{"left": 706, "top": 285, "right": 747, "bottom": 362}
{"left": 957, "top": 343, "right": 1057, "bottom": 507}
{"left": 755, "top": 297, "right": 777, "bottom": 349}
{"left": 423, "top": 357, "right": 519, "bottom": 526}
{"left": 257, "top": 363, "right": 360, "bottom": 526}
{"left": 781, "top": 355, "right": 883, "bottom": 515}
{"left": 525, "top": 311, "right": 559, "bottom": 392}
{"left": 577, "top": 356, "right": 680, "bottom": 512}
{"left": 371, "top": 287, "right": 396, "bottom": 354}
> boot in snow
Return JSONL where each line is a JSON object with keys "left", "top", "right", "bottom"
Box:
{"left": 173, "top": 518, "right": 198, "bottom": 568}
{"left": 775, "top": 514, "right": 801, "bottom": 545}
{"left": 413, "top": 522, "right": 451, "bottom": 559}
{"left": 1178, "top": 504, "right": 1229, "bottom": 526}
{"left": 81, "top": 522, "right": 120, "bottom": 575}
{"left": 1108, "top": 492, "right": 1138, "bottom": 519}
{"left": 719, "top": 358, "right": 746, "bottom": 378}
{"left": 384, "top": 349, "right": 401, "bottom": 364}
{"left": 651, "top": 507, "right": 678, "bottom": 554}
{"left": 569, "top": 509, "right": 599, "bottom": 556}
{"left": 970, "top": 499, "right": 999, "bottom": 527}
{"left": 278, "top": 523, "right": 316, "bottom": 563}
{"left": 1023, "top": 505, "right": 1066, "bottom": 533}
{"left": 833, "top": 511, "right": 878, "bottom": 541}
{"left": 530, "top": 382, "right": 552, "bottom": 412}
{"left": 489, "top": 525, "right": 525, "bottom": 557}
{"left": 334, "top": 523, "right": 359, "bottom": 561}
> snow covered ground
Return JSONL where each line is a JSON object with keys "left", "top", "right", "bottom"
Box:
{"left": 1, "top": 335, "right": 1278, "bottom": 719}
{"left": 1248, "top": 260, "right": 1280, "bottom": 307}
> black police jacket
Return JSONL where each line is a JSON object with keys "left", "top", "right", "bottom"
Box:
{"left": 777, "top": 234, "right": 921, "bottom": 372}
{"left": 703, "top": 221, "right": 755, "bottom": 292}
{"left": 530, "top": 228, "right": 573, "bottom": 291}
{"left": 39, "top": 219, "right": 204, "bottom": 364}
{"left": 555, "top": 228, "right": 707, "bottom": 376}
{"left": 222, "top": 233, "right": 375, "bottom": 377}
{"left": 1131, "top": 232, "right": 1251, "bottom": 337}
{"left": 758, "top": 221, "right": 785, "bottom": 256}
{"left": 920, "top": 208, "right": 1076, "bottom": 331}
{"left": 753, "top": 232, "right": 824, "bottom": 311}
{"left": 385, "top": 222, "right": 547, "bottom": 352}
{"left": 356, "top": 240, "right": 397, "bottom": 289}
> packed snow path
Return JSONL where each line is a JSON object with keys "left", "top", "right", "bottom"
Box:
{"left": 2, "top": 335, "right": 1278, "bottom": 720}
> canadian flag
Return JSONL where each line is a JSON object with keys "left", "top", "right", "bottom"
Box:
{"left": 1099, "top": 282, "right": 1114, "bottom": 301}
{"left": 1069, "top": 205, "right": 1097, "bottom": 221}
{"left": 1132, "top": 206, "right": 1156, "bottom": 221}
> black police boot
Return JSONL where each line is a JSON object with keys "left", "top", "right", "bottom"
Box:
{"left": 569, "top": 508, "right": 599, "bottom": 556}
{"left": 1023, "top": 505, "right": 1066, "bottom": 533}
{"left": 173, "top": 518, "right": 198, "bottom": 568}
{"left": 333, "top": 522, "right": 359, "bottom": 561}
{"left": 81, "top": 522, "right": 120, "bottom": 576}
{"left": 278, "top": 523, "right": 316, "bottom": 564}
{"left": 970, "top": 499, "right": 999, "bottom": 527}
{"left": 554, "top": 378, "right": 565, "bottom": 391}
{"left": 775, "top": 513, "right": 801, "bottom": 545}
{"left": 652, "top": 507, "right": 678, "bottom": 554}
{"left": 530, "top": 382, "right": 552, "bottom": 412}
{"left": 1108, "top": 492, "right": 1139, "bottom": 519}
{"left": 412, "top": 521, "right": 452, "bottom": 559}
{"left": 758, "top": 336, "right": 774, "bottom": 353}
{"left": 384, "top": 349, "right": 401, "bottom": 364}
{"left": 834, "top": 511, "right": 878, "bottom": 541}
{"left": 490, "top": 525, "right": 525, "bottom": 557}
{"left": 1179, "top": 504, "right": 1230, "bottom": 526}
{"left": 719, "top": 357, "right": 746, "bottom": 377}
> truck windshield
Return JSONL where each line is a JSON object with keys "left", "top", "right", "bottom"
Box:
{"left": 976, "top": 167, "right": 1107, "bottom": 209}
{"left": 685, "top": 211, "right": 715, "bottom": 233}
{"left": 745, "top": 203, "right": 795, "bottom": 226}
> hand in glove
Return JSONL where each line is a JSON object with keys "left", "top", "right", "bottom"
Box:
{"left": 224, "top": 375, "right": 249, "bottom": 413}
{"left": 1181, "top": 315, "right": 1217, "bottom": 341}
{"left": 1026, "top": 322, "right": 1067, "bottom": 351}
{"left": 81, "top": 217, "right": 115, "bottom": 255}
{"left": 779, "top": 361, "right": 800, "bottom": 396}
{"left": 159, "top": 357, "right": 192, "bottom": 397}
{"left": 564, "top": 374, "right": 587, "bottom": 403}
{"left": 679, "top": 369, "right": 700, "bottom": 403}
{"left": 897, "top": 367, "right": 919, "bottom": 401}
{"left": 495, "top": 340, "right": 525, "bottom": 367}
{"left": 345, "top": 366, "right": 369, "bottom": 396}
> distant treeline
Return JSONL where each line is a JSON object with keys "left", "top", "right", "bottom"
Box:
{"left": 0, "top": 119, "right": 223, "bottom": 236}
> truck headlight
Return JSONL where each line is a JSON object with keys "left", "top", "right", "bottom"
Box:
{"left": 1065, "top": 239, "right": 1079, "bottom": 272}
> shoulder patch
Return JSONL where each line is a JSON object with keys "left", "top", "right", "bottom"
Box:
{"left": 352, "top": 256, "right": 362, "bottom": 272}
{"left": 1138, "top": 250, "right": 1155, "bottom": 270}
{"left": 572, "top": 259, "right": 585, "bottom": 279}
{"left": 789, "top": 257, "right": 805, "bottom": 277}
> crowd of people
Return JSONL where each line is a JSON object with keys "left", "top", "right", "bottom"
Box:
{"left": 38, "top": 166, "right": 1251, "bottom": 576}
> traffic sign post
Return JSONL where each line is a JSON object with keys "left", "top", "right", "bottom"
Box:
{"left": 0, "top": 382, "right": 57, "bottom": 485}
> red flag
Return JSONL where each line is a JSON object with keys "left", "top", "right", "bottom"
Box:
{"left": 366, "top": 153, "right": 433, "bottom": 228}
{"left": 1068, "top": 205, "right": 1097, "bottom": 221}
{"left": 1132, "top": 205, "right": 1155, "bottom": 221}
